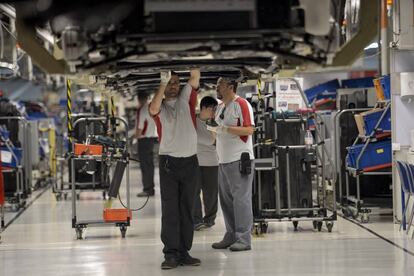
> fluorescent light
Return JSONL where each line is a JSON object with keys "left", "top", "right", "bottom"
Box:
{"left": 364, "top": 42, "right": 379, "bottom": 50}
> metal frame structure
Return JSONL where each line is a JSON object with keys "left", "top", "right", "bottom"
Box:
{"left": 252, "top": 78, "right": 337, "bottom": 234}
{"left": 53, "top": 113, "right": 109, "bottom": 200}
{"left": 342, "top": 101, "right": 393, "bottom": 223}
{"left": 70, "top": 116, "right": 131, "bottom": 239}
{"left": 0, "top": 116, "right": 32, "bottom": 211}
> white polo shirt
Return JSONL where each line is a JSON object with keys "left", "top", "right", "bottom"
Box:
{"left": 136, "top": 102, "right": 158, "bottom": 139}
{"left": 152, "top": 84, "right": 198, "bottom": 158}
{"left": 215, "top": 96, "right": 255, "bottom": 164}
{"left": 196, "top": 116, "right": 218, "bottom": 167}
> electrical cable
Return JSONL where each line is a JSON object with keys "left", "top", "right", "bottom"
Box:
{"left": 0, "top": 21, "right": 16, "bottom": 41}
{"left": 118, "top": 192, "right": 150, "bottom": 212}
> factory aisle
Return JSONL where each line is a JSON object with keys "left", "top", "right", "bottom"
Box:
{"left": 1, "top": 163, "right": 414, "bottom": 276}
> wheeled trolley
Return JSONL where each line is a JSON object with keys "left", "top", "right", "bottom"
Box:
{"left": 0, "top": 116, "right": 32, "bottom": 212}
{"left": 340, "top": 102, "right": 392, "bottom": 223}
{"left": 70, "top": 116, "right": 131, "bottom": 239}
{"left": 252, "top": 78, "right": 336, "bottom": 234}
{"left": 53, "top": 113, "right": 109, "bottom": 201}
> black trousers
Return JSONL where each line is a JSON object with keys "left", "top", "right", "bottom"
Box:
{"left": 159, "top": 154, "right": 199, "bottom": 259}
{"left": 194, "top": 166, "right": 218, "bottom": 224}
{"left": 137, "top": 137, "right": 156, "bottom": 193}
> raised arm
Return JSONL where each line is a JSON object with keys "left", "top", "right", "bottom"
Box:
{"left": 149, "top": 71, "right": 171, "bottom": 116}
{"left": 188, "top": 68, "right": 200, "bottom": 89}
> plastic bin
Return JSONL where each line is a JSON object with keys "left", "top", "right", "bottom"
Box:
{"left": 74, "top": 143, "right": 103, "bottom": 156}
{"left": 380, "top": 75, "right": 391, "bottom": 100}
{"left": 0, "top": 147, "right": 22, "bottom": 168}
{"left": 373, "top": 78, "right": 385, "bottom": 101}
{"left": 346, "top": 140, "right": 392, "bottom": 170}
{"left": 103, "top": 208, "right": 132, "bottom": 222}
{"left": 304, "top": 79, "right": 340, "bottom": 103}
{"left": 363, "top": 108, "right": 391, "bottom": 134}
{"left": 341, "top": 77, "right": 375, "bottom": 89}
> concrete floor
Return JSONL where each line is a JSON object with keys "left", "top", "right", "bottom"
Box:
{"left": 1, "top": 164, "right": 414, "bottom": 276}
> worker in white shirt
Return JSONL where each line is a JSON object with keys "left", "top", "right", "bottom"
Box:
{"left": 207, "top": 77, "right": 255, "bottom": 252}
{"left": 194, "top": 96, "right": 219, "bottom": 231}
{"left": 149, "top": 69, "right": 201, "bottom": 269}
{"left": 135, "top": 93, "right": 158, "bottom": 197}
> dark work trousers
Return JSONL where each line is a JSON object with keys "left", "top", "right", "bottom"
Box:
{"left": 159, "top": 154, "right": 199, "bottom": 259}
{"left": 194, "top": 166, "right": 218, "bottom": 225}
{"left": 137, "top": 137, "right": 156, "bottom": 193}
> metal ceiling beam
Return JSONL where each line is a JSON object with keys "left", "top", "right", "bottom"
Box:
{"left": 331, "top": 0, "right": 379, "bottom": 66}
{"left": 15, "top": 14, "right": 67, "bottom": 74}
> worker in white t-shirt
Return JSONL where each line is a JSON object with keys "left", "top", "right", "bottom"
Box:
{"left": 135, "top": 93, "right": 158, "bottom": 197}
{"left": 207, "top": 77, "right": 255, "bottom": 252}
{"left": 149, "top": 69, "right": 201, "bottom": 269}
{"left": 193, "top": 96, "right": 219, "bottom": 231}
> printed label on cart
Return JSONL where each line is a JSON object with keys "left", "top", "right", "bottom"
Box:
{"left": 1, "top": 150, "right": 12, "bottom": 163}
{"left": 376, "top": 149, "right": 384, "bottom": 154}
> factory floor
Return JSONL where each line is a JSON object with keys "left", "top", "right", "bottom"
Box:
{"left": 1, "top": 163, "right": 414, "bottom": 276}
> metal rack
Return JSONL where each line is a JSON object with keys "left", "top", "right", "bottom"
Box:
{"left": 0, "top": 116, "right": 32, "bottom": 211}
{"left": 53, "top": 114, "right": 109, "bottom": 201}
{"left": 341, "top": 102, "right": 392, "bottom": 223}
{"left": 70, "top": 116, "right": 131, "bottom": 239}
{"left": 252, "top": 78, "right": 337, "bottom": 234}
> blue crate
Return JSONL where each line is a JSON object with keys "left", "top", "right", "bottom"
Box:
{"left": 363, "top": 108, "right": 391, "bottom": 135}
{"left": 304, "top": 79, "right": 340, "bottom": 103}
{"left": 346, "top": 140, "right": 391, "bottom": 170}
{"left": 341, "top": 77, "right": 375, "bottom": 89}
{"left": 380, "top": 75, "right": 391, "bottom": 100}
{"left": 1, "top": 147, "right": 23, "bottom": 168}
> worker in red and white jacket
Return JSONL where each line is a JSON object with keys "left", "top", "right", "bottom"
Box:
{"left": 135, "top": 93, "right": 158, "bottom": 197}
{"left": 207, "top": 77, "right": 255, "bottom": 252}
{"left": 149, "top": 69, "right": 201, "bottom": 269}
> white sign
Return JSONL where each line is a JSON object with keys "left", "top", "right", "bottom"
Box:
{"left": 273, "top": 78, "right": 306, "bottom": 112}
{"left": 1, "top": 150, "right": 12, "bottom": 164}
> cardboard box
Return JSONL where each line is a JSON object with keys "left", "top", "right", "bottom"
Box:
{"left": 354, "top": 114, "right": 365, "bottom": 137}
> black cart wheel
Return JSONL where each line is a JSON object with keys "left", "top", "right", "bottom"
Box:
{"left": 76, "top": 194, "right": 80, "bottom": 200}
{"left": 76, "top": 228, "right": 83, "bottom": 240}
{"left": 120, "top": 226, "right": 127, "bottom": 238}
{"left": 252, "top": 224, "right": 261, "bottom": 236}
{"left": 360, "top": 213, "right": 369, "bottom": 223}
{"left": 11, "top": 204, "right": 19, "bottom": 212}
{"left": 103, "top": 191, "right": 107, "bottom": 200}
{"left": 312, "top": 220, "right": 318, "bottom": 230}
{"left": 326, "top": 222, "right": 334, "bottom": 233}
{"left": 292, "top": 221, "right": 299, "bottom": 231}
{"left": 64, "top": 193, "right": 68, "bottom": 201}
{"left": 1, "top": 219, "right": 5, "bottom": 228}
{"left": 342, "top": 207, "right": 350, "bottom": 218}
{"left": 260, "top": 222, "right": 268, "bottom": 234}
{"left": 317, "top": 221, "right": 323, "bottom": 232}
{"left": 55, "top": 193, "right": 62, "bottom": 201}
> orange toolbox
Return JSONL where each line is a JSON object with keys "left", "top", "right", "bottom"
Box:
{"left": 103, "top": 208, "right": 132, "bottom": 222}
{"left": 74, "top": 143, "right": 103, "bottom": 156}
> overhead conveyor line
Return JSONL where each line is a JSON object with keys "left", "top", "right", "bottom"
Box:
{"left": 114, "top": 57, "right": 277, "bottom": 71}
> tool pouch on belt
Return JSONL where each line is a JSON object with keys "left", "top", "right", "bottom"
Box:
{"left": 239, "top": 152, "right": 252, "bottom": 175}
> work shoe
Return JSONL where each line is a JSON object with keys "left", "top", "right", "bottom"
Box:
{"left": 180, "top": 255, "right": 201, "bottom": 266}
{"left": 161, "top": 258, "right": 179, "bottom": 270}
{"left": 212, "top": 238, "right": 236, "bottom": 249}
{"left": 229, "top": 241, "right": 251, "bottom": 252}
{"left": 194, "top": 222, "right": 206, "bottom": 231}
{"left": 204, "top": 221, "right": 215, "bottom": 228}
{"left": 137, "top": 191, "right": 154, "bottom": 197}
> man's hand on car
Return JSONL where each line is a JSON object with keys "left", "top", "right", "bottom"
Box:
{"left": 160, "top": 71, "right": 172, "bottom": 85}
